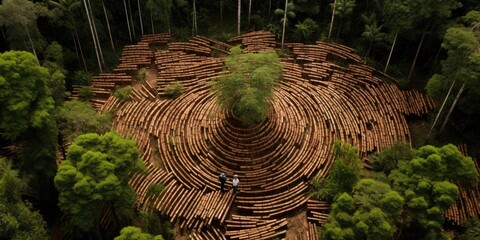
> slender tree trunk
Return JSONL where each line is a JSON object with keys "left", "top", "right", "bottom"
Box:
{"left": 24, "top": 25, "right": 40, "bottom": 65}
{"left": 150, "top": 9, "right": 155, "bottom": 34}
{"left": 269, "top": 0, "right": 271, "bottom": 17}
{"left": 101, "top": 0, "right": 115, "bottom": 53}
{"left": 72, "top": 34, "right": 81, "bottom": 67}
{"left": 328, "top": 0, "right": 337, "bottom": 39}
{"left": 407, "top": 22, "right": 429, "bottom": 83}
{"left": 429, "top": 45, "right": 442, "bottom": 76}
{"left": 281, "top": 0, "right": 287, "bottom": 49}
{"left": 192, "top": 0, "right": 197, "bottom": 36}
{"left": 425, "top": 79, "right": 456, "bottom": 142}
{"left": 439, "top": 81, "right": 468, "bottom": 133}
{"left": 70, "top": 15, "right": 88, "bottom": 71}
{"left": 123, "top": 0, "right": 132, "bottom": 41}
{"left": 83, "top": 0, "right": 103, "bottom": 72}
{"left": 237, "top": 0, "right": 241, "bottom": 35}
{"left": 384, "top": 30, "right": 398, "bottom": 73}
{"left": 87, "top": 0, "right": 104, "bottom": 66}
{"left": 248, "top": 0, "right": 252, "bottom": 27}
{"left": 137, "top": 0, "right": 144, "bottom": 35}
{"left": 128, "top": 0, "right": 136, "bottom": 39}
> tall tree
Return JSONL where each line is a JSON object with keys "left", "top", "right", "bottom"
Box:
{"left": 82, "top": 0, "right": 103, "bottom": 72}
{"left": 426, "top": 10, "right": 480, "bottom": 133}
{"left": 382, "top": 0, "right": 416, "bottom": 73}
{"left": 0, "top": 50, "right": 57, "bottom": 201}
{"left": 54, "top": 132, "right": 146, "bottom": 236}
{"left": 213, "top": 46, "right": 283, "bottom": 126}
{"left": 322, "top": 179, "right": 404, "bottom": 240}
{"left": 0, "top": 0, "right": 48, "bottom": 65}
{"left": 101, "top": 0, "right": 115, "bottom": 53}
{"left": 406, "top": 0, "right": 462, "bottom": 82}
{"left": 0, "top": 158, "right": 49, "bottom": 240}
{"left": 48, "top": 0, "right": 88, "bottom": 71}
{"left": 388, "top": 144, "right": 477, "bottom": 238}
{"left": 329, "top": 0, "right": 355, "bottom": 39}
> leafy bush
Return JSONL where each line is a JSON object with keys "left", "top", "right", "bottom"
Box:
{"left": 78, "top": 86, "right": 94, "bottom": 101}
{"left": 134, "top": 68, "right": 148, "bottom": 82}
{"left": 114, "top": 85, "right": 133, "bottom": 101}
{"left": 72, "top": 70, "right": 92, "bottom": 86}
{"left": 372, "top": 142, "right": 414, "bottom": 174}
{"left": 310, "top": 141, "right": 363, "bottom": 200}
{"left": 212, "top": 45, "right": 283, "bottom": 127}
{"left": 164, "top": 82, "right": 183, "bottom": 99}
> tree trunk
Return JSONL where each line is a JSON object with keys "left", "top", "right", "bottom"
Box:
{"left": 128, "top": 0, "right": 136, "bottom": 39}
{"left": 192, "top": 0, "right": 197, "bottom": 36}
{"left": 150, "top": 9, "right": 155, "bottom": 34}
{"left": 83, "top": 0, "right": 103, "bottom": 72}
{"left": 87, "top": 0, "right": 104, "bottom": 66}
{"left": 70, "top": 15, "right": 88, "bottom": 71}
{"left": 429, "top": 45, "right": 442, "bottom": 76}
{"left": 137, "top": 0, "right": 144, "bottom": 35}
{"left": 237, "top": 0, "right": 241, "bottom": 35}
{"left": 384, "top": 30, "right": 398, "bottom": 73}
{"left": 269, "top": 0, "right": 271, "bottom": 17}
{"left": 328, "top": 0, "right": 337, "bottom": 39}
{"left": 123, "top": 0, "right": 132, "bottom": 41}
{"left": 24, "top": 25, "right": 40, "bottom": 65}
{"left": 425, "top": 79, "right": 456, "bottom": 142}
{"left": 407, "top": 22, "right": 429, "bottom": 83}
{"left": 281, "top": 0, "right": 288, "bottom": 49}
{"left": 101, "top": 0, "right": 115, "bottom": 53}
{"left": 439, "top": 80, "right": 468, "bottom": 133}
{"left": 248, "top": 0, "right": 252, "bottom": 27}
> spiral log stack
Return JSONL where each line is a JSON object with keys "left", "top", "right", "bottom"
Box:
{"left": 95, "top": 31, "right": 434, "bottom": 239}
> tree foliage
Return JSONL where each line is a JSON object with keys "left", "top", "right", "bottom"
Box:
{"left": 0, "top": 158, "right": 49, "bottom": 240}
{"left": 426, "top": 10, "right": 480, "bottom": 115}
{"left": 213, "top": 45, "right": 283, "bottom": 126}
{"left": 310, "top": 141, "right": 363, "bottom": 201}
{"left": 114, "top": 226, "right": 164, "bottom": 240}
{"left": 54, "top": 132, "right": 146, "bottom": 234}
{"left": 322, "top": 179, "right": 404, "bottom": 240}
{"left": 388, "top": 144, "right": 478, "bottom": 238}
{"left": 372, "top": 142, "right": 414, "bottom": 174}
{"left": 56, "top": 100, "right": 112, "bottom": 143}
{"left": 0, "top": 51, "right": 55, "bottom": 140}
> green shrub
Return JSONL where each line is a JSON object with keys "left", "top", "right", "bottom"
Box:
{"left": 78, "top": 86, "right": 94, "bottom": 101}
{"left": 134, "top": 68, "right": 148, "bottom": 82}
{"left": 372, "top": 142, "right": 414, "bottom": 174}
{"left": 114, "top": 86, "right": 133, "bottom": 101}
{"left": 164, "top": 82, "right": 183, "bottom": 99}
{"left": 72, "top": 70, "right": 92, "bottom": 86}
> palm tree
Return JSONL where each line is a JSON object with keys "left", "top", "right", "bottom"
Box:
{"left": 361, "top": 13, "right": 384, "bottom": 60}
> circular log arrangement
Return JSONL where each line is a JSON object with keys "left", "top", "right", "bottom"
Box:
{"left": 86, "top": 31, "right": 435, "bottom": 239}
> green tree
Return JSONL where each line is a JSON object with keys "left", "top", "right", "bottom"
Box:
{"left": 56, "top": 100, "right": 112, "bottom": 143}
{"left": 54, "top": 132, "right": 146, "bottom": 236}
{"left": 372, "top": 142, "right": 414, "bottom": 174}
{"left": 361, "top": 13, "right": 385, "bottom": 60}
{"left": 0, "top": 51, "right": 55, "bottom": 140}
{"left": 213, "top": 45, "right": 283, "bottom": 126}
{"left": 426, "top": 11, "right": 480, "bottom": 133}
{"left": 322, "top": 179, "right": 404, "bottom": 240}
{"left": 310, "top": 141, "right": 363, "bottom": 200}
{"left": 47, "top": 0, "right": 87, "bottom": 71}
{"left": 329, "top": 0, "right": 355, "bottom": 39}
{"left": 293, "top": 18, "right": 319, "bottom": 43}
{"left": 114, "top": 86, "right": 133, "bottom": 101}
{"left": 0, "top": 0, "right": 48, "bottom": 64}
{"left": 146, "top": 0, "right": 187, "bottom": 33}
{"left": 0, "top": 158, "right": 49, "bottom": 240}
{"left": 43, "top": 41, "right": 67, "bottom": 106}
{"left": 0, "top": 51, "right": 57, "bottom": 200}
{"left": 114, "top": 226, "right": 164, "bottom": 240}
{"left": 388, "top": 144, "right": 478, "bottom": 238}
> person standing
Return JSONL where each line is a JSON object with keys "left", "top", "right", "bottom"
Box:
{"left": 219, "top": 172, "right": 227, "bottom": 192}
{"left": 232, "top": 174, "right": 239, "bottom": 193}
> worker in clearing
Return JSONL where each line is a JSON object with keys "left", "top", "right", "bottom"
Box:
{"left": 219, "top": 172, "right": 227, "bottom": 192}
{"left": 232, "top": 174, "right": 239, "bottom": 193}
